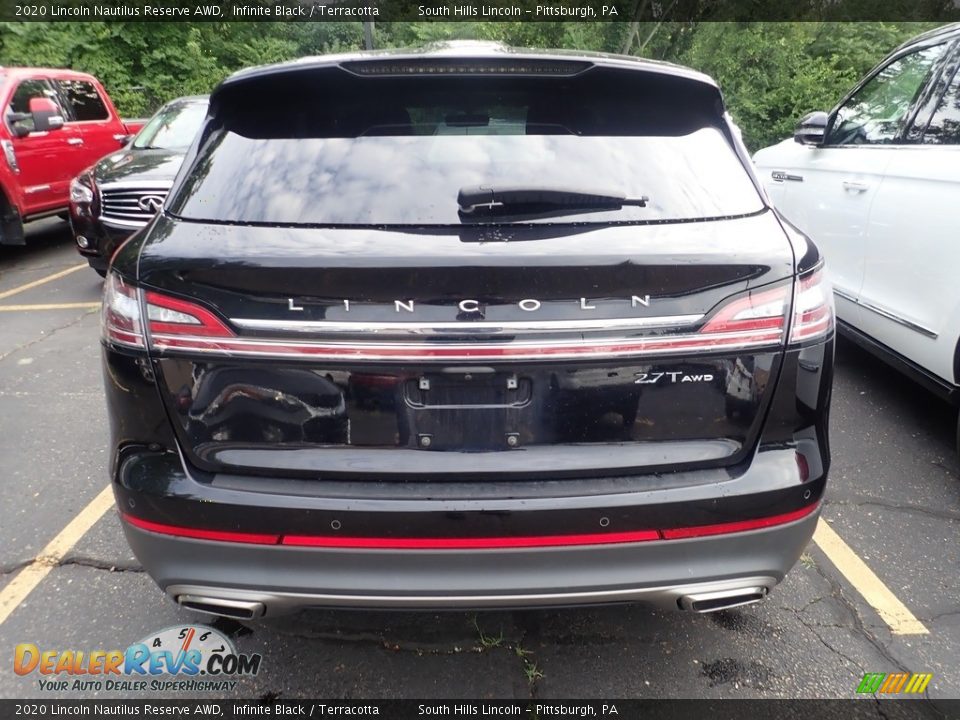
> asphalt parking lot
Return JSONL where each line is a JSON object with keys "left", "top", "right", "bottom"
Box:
{"left": 1, "top": 219, "right": 958, "bottom": 701}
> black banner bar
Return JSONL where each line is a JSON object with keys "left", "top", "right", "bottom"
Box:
{"left": 2, "top": 0, "right": 960, "bottom": 23}
{"left": 1, "top": 699, "right": 956, "bottom": 719}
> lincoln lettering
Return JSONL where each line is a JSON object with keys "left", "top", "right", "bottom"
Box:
{"left": 285, "top": 296, "right": 652, "bottom": 313}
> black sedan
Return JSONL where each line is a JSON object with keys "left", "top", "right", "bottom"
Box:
{"left": 69, "top": 95, "right": 208, "bottom": 276}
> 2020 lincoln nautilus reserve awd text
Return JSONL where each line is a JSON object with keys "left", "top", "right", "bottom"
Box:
{"left": 101, "top": 42, "right": 835, "bottom": 619}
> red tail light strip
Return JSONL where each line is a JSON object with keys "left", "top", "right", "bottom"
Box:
{"left": 121, "top": 515, "right": 281, "bottom": 545}
{"left": 659, "top": 504, "right": 819, "bottom": 539}
{"left": 281, "top": 529, "right": 662, "bottom": 549}
{"left": 121, "top": 502, "right": 819, "bottom": 549}
{"left": 104, "top": 327, "right": 144, "bottom": 347}
{"left": 139, "top": 282, "right": 790, "bottom": 360}
{"left": 108, "top": 276, "right": 832, "bottom": 357}
{"left": 148, "top": 327, "right": 784, "bottom": 362}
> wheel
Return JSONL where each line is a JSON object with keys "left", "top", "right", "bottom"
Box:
{"left": 956, "top": 410, "right": 960, "bottom": 459}
{"left": 94, "top": 267, "right": 107, "bottom": 278}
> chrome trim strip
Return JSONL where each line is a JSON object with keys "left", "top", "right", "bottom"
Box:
{"left": 98, "top": 180, "right": 174, "bottom": 191}
{"left": 149, "top": 327, "right": 784, "bottom": 362}
{"left": 832, "top": 287, "right": 857, "bottom": 303}
{"left": 231, "top": 314, "right": 705, "bottom": 336}
{"left": 100, "top": 216, "right": 149, "bottom": 229}
{"left": 857, "top": 298, "right": 938, "bottom": 339}
{"left": 833, "top": 288, "right": 937, "bottom": 339}
{"left": 168, "top": 576, "right": 779, "bottom": 613}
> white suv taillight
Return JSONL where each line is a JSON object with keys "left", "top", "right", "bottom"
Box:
{"left": 789, "top": 268, "right": 834, "bottom": 343}
{"left": 101, "top": 272, "right": 144, "bottom": 348}
{"left": 102, "top": 273, "right": 234, "bottom": 350}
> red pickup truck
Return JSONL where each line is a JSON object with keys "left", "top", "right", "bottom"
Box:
{"left": 0, "top": 67, "right": 144, "bottom": 246}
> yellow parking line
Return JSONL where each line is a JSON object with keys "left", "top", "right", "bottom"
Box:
{"left": 813, "top": 518, "right": 928, "bottom": 635}
{"left": 0, "top": 263, "right": 86, "bottom": 302}
{"left": 0, "top": 485, "right": 114, "bottom": 626}
{"left": 0, "top": 302, "right": 100, "bottom": 312}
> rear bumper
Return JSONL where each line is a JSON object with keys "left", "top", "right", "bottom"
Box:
{"left": 114, "top": 437, "right": 823, "bottom": 615}
{"left": 122, "top": 508, "right": 817, "bottom": 616}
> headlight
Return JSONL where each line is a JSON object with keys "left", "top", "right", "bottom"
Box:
{"left": 69, "top": 175, "right": 95, "bottom": 204}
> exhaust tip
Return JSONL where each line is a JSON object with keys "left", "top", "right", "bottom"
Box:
{"left": 679, "top": 586, "right": 767, "bottom": 613}
{"left": 176, "top": 594, "right": 265, "bottom": 620}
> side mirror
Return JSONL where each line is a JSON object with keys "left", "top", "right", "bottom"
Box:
{"left": 8, "top": 113, "right": 32, "bottom": 138}
{"left": 27, "top": 97, "right": 65, "bottom": 134}
{"left": 794, "top": 111, "right": 828, "bottom": 145}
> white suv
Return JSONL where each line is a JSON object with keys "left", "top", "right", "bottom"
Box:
{"left": 753, "top": 23, "right": 960, "bottom": 450}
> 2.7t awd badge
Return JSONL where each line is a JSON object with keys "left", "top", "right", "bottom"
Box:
{"left": 634, "top": 371, "right": 715, "bottom": 384}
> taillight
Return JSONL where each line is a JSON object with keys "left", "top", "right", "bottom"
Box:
{"left": 101, "top": 273, "right": 144, "bottom": 348}
{"left": 699, "top": 283, "right": 789, "bottom": 344}
{"left": 101, "top": 273, "right": 234, "bottom": 350}
{"left": 789, "top": 269, "right": 834, "bottom": 343}
{"left": 144, "top": 291, "right": 233, "bottom": 338}
{"left": 697, "top": 269, "right": 834, "bottom": 350}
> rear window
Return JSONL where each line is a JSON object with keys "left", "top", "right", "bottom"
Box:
{"left": 168, "top": 66, "right": 765, "bottom": 226}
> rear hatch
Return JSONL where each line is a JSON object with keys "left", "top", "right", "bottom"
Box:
{"left": 130, "top": 52, "right": 802, "bottom": 481}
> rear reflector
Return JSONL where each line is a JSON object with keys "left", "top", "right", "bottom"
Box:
{"left": 281, "top": 529, "right": 662, "bottom": 549}
{"left": 122, "top": 515, "right": 280, "bottom": 545}
{"left": 121, "top": 502, "right": 819, "bottom": 549}
{"left": 659, "top": 504, "right": 819, "bottom": 539}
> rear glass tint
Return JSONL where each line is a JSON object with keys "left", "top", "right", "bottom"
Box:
{"left": 168, "top": 66, "right": 764, "bottom": 226}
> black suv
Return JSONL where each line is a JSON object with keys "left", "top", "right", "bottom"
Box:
{"left": 102, "top": 42, "right": 834, "bottom": 619}
{"left": 71, "top": 95, "right": 208, "bottom": 275}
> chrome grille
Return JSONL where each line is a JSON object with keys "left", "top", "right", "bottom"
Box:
{"left": 99, "top": 184, "right": 171, "bottom": 227}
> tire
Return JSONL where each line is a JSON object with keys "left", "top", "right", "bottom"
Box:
{"left": 93, "top": 267, "right": 107, "bottom": 278}
{"left": 956, "top": 410, "right": 960, "bottom": 460}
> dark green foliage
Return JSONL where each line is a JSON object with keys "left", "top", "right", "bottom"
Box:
{"left": 0, "top": 21, "right": 945, "bottom": 148}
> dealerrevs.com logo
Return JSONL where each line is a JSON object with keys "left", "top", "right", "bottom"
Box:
{"left": 14, "top": 625, "right": 262, "bottom": 693}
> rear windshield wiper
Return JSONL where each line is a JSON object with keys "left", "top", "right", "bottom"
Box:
{"left": 457, "top": 185, "right": 649, "bottom": 216}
